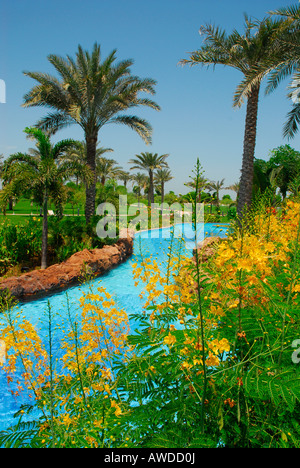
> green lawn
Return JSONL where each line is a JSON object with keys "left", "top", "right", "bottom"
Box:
{"left": 0, "top": 197, "right": 232, "bottom": 225}
{"left": 2, "top": 198, "right": 85, "bottom": 216}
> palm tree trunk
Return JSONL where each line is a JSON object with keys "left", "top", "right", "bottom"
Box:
{"left": 149, "top": 170, "right": 154, "bottom": 206}
{"left": 160, "top": 181, "right": 165, "bottom": 215}
{"left": 161, "top": 182, "right": 165, "bottom": 205}
{"left": 41, "top": 189, "right": 48, "bottom": 270}
{"left": 85, "top": 134, "right": 97, "bottom": 223}
{"left": 237, "top": 85, "right": 260, "bottom": 219}
{"left": 237, "top": 84, "right": 260, "bottom": 219}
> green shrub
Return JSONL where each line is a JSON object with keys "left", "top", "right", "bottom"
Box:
{"left": 227, "top": 206, "right": 237, "bottom": 219}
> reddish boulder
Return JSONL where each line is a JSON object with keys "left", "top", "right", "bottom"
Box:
{"left": 192, "top": 236, "right": 224, "bottom": 263}
{"left": 0, "top": 232, "right": 133, "bottom": 301}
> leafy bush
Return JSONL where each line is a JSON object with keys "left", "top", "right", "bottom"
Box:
{"left": 0, "top": 218, "right": 42, "bottom": 273}
{"left": 227, "top": 206, "right": 237, "bottom": 219}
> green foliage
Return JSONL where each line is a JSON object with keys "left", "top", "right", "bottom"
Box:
{"left": 0, "top": 218, "right": 42, "bottom": 273}
{"left": 227, "top": 206, "right": 237, "bottom": 219}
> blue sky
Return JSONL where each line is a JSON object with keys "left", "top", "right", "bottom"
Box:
{"left": 1, "top": 0, "right": 299, "bottom": 196}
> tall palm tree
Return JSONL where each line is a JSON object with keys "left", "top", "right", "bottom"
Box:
{"left": 180, "top": 15, "right": 286, "bottom": 219}
{"left": 207, "top": 178, "right": 225, "bottom": 209}
{"left": 22, "top": 43, "right": 160, "bottom": 222}
{"left": 129, "top": 152, "right": 169, "bottom": 205}
{"left": 1, "top": 128, "right": 88, "bottom": 269}
{"left": 154, "top": 168, "right": 173, "bottom": 205}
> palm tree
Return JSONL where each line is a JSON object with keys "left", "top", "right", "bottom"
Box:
{"left": 207, "top": 178, "right": 225, "bottom": 209}
{"left": 96, "top": 157, "right": 123, "bottom": 185}
{"left": 22, "top": 43, "right": 160, "bottom": 222}
{"left": 133, "top": 172, "right": 148, "bottom": 204}
{"left": 180, "top": 15, "right": 286, "bottom": 219}
{"left": 0, "top": 154, "right": 4, "bottom": 176}
{"left": 226, "top": 182, "right": 240, "bottom": 202}
{"left": 226, "top": 182, "right": 240, "bottom": 194}
{"left": 0, "top": 154, "right": 15, "bottom": 211}
{"left": 1, "top": 128, "right": 89, "bottom": 269}
{"left": 129, "top": 152, "right": 169, "bottom": 205}
{"left": 264, "top": 5, "right": 300, "bottom": 139}
{"left": 118, "top": 171, "right": 132, "bottom": 189}
{"left": 154, "top": 168, "right": 173, "bottom": 205}
{"left": 184, "top": 172, "right": 208, "bottom": 201}
{"left": 63, "top": 141, "right": 114, "bottom": 185}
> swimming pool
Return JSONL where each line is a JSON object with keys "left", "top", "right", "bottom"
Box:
{"left": 0, "top": 222, "right": 228, "bottom": 432}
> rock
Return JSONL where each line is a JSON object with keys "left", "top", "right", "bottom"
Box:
{"left": 0, "top": 234, "right": 134, "bottom": 301}
{"left": 192, "top": 236, "right": 224, "bottom": 263}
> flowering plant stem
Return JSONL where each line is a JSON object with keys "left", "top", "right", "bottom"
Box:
{"left": 46, "top": 301, "right": 56, "bottom": 448}
{"left": 192, "top": 158, "right": 207, "bottom": 435}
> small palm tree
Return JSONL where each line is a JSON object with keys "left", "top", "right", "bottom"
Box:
{"left": 129, "top": 152, "right": 169, "bottom": 205}
{"left": 207, "top": 178, "right": 225, "bottom": 209}
{"left": 63, "top": 141, "right": 114, "bottom": 185}
{"left": 154, "top": 168, "right": 173, "bottom": 205}
{"left": 118, "top": 171, "right": 132, "bottom": 189}
{"left": 22, "top": 43, "right": 160, "bottom": 222}
{"left": 184, "top": 167, "right": 208, "bottom": 201}
{"left": 96, "top": 157, "right": 123, "bottom": 185}
{"left": 133, "top": 172, "right": 148, "bottom": 204}
{"left": 1, "top": 128, "right": 89, "bottom": 269}
{"left": 226, "top": 182, "right": 240, "bottom": 195}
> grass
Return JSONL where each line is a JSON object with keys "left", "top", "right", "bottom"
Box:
{"left": 3, "top": 198, "right": 85, "bottom": 216}
{"left": 1, "top": 197, "right": 232, "bottom": 223}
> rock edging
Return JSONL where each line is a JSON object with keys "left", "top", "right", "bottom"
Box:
{"left": 0, "top": 230, "right": 134, "bottom": 301}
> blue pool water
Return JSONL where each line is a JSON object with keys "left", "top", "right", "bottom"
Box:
{"left": 0, "top": 223, "right": 227, "bottom": 432}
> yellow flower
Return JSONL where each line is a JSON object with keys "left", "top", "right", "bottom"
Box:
{"left": 181, "top": 361, "right": 192, "bottom": 370}
{"left": 218, "top": 338, "right": 230, "bottom": 353}
{"left": 206, "top": 352, "right": 220, "bottom": 368}
{"left": 164, "top": 333, "right": 176, "bottom": 347}
{"left": 236, "top": 258, "right": 253, "bottom": 272}
{"left": 111, "top": 400, "right": 122, "bottom": 417}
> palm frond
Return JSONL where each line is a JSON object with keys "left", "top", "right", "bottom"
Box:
{"left": 0, "top": 420, "right": 40, "bottom": 448}
{"left": 35, "top": 111, "right": 75, "bottom": 134}
{"left": 51, "top": 139, "right": 80, "bottom": 160}
{"left": 110, "top": 115, "right": 153, "bottom": 144}
{"left": 270, "top": 5, "right": 300, "bottom": 20}
{"left": 283, "top": 103, "right": 300, "bottom": 139}
{"left": 265, "top": 61, "right": 300, "bottom": 95}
